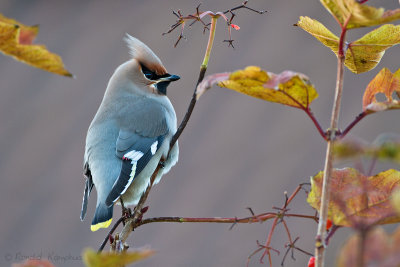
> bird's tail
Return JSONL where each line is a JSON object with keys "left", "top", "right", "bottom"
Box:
{"left": 91, "top": 203, "right": 113, "bottom": 232}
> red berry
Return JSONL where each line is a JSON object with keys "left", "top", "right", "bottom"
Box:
{"left": 308, "top": 256, "right": 315, "bottom": 267}
{"left": 231, "top": 24, "right": 240, "bottom": 30}
{"left": 326, "top": 219, "right": 333, "bottom": 231}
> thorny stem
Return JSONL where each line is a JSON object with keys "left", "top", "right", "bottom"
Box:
{"left": 256, "top": 185, "right": 314, "bottom": 267}
{"left": 315, "top": 16, "right": 350, "bottom": 267}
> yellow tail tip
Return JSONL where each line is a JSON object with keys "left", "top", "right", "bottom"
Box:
{"left": 91, "top": 218, "right": 112, "bottom": 232}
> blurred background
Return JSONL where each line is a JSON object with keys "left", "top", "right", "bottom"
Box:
{"left": 0, "top": 0, "right": 399, "bottom": 266}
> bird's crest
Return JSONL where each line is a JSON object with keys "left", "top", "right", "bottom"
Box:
{"left": 124, "top": 34, "right": 167, "bottom": 76}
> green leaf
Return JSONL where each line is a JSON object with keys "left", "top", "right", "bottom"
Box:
{"left": 334, "top": 134, "right": 400, "bottom": 164}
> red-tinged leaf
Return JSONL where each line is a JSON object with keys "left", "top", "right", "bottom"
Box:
{"left": 363, "top": 68, "right": 400, "bottom": 113}
{"left": 0, "top": 15, "right": 72, "bottom": 77}
{"left": 197, "top": 66, "right": 318, "bottom": 109}
{"left": 12, "top": 259, "right": 55, "bottom": 267}
{"left": 307, "top": 168, "right": 400, "bottom": 227}
{"left": 337, "top": 226, "right": 400, "bottom": 267}
{"left": 337, "top": 227, "right": 389, "bottom": 267}
{"left": 0, "top": 13, "right": 38, "bottom": 44}
{"left": 196, "top": 72, "right": 230, "bottom": 99}
{"left": 83, "top": 248, "right": 154, "bottom": 267}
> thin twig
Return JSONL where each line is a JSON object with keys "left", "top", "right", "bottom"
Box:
{"left": 315, "top": 15, "right": 351, "bottom": 267}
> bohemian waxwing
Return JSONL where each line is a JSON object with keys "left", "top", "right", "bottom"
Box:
{"left": 80, "top": 34, "right": 179, "bottom": 231}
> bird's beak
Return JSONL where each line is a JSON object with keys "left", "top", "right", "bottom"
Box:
{"left": 158, "top": 74, "right": 180, "bottom": 82}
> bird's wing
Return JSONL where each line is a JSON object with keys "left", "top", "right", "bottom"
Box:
{"left": 80, "top": 162, "right": 94, "bottom": 220}
{"left": 105, "top": 100, "right": 169, "bottom": 206}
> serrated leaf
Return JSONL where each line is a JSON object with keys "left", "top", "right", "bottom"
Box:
{"left": 197, "top": 66, "right": 318, "bottom": 109}
{"left": 320, "top": 0, "right": 400, "bottom": 29}
{"left": 0, "top": 14, "right": 72, "bottom": 77}
{"left": 307, "top": 168, "right": 400, "bottom": 227}
{"left": 337, "top": 226, "right": 400, "bottom": 267}
{"left": 83, "top": 248, "right": 154, "bottom": 267}
{"left": 363, "top": 67, "right": 400, "bottom": 113}
{"left": 297, "top": 17, "right": 400, "bottom": 73}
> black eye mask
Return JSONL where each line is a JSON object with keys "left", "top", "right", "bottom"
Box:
{"left": 140, "top": 63, "right": 169, "bottom": 81}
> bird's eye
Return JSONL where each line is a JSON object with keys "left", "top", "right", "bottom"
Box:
{"left": 140, "top": 63, "right": 156, "bottom": 80}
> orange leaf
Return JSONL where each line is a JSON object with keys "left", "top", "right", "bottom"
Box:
{"left": 0, "top": 14, "right": 72, "bottom": 77}
{"left": 307, "top": 168, "right": 400, "bottom": 227}
{"left": 12, "top": 259, "right": 55, "bottom": 267}
{"left": 363, "top": 67, "right": 400, "bottom": 113}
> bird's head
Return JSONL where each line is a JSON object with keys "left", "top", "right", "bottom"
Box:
{"left": 123, "top": 34, "right": 180, "bottom": 96}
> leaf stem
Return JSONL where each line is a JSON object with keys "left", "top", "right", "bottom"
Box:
{"left": 315, "top": 16, "right": 350, "bottom": 267}
{"left": 305, "top": 108, "right": 327, "bottom": 140}
{"left": 339, "top": 112, "right": 367, "bottom": 139}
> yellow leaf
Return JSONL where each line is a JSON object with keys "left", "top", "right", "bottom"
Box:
{"left": 198, "top": 66, "right": 318, "bottom": 109}
{"left": 345, "top": 25, "right": 400, "bottom": 73}
{"left": 0, "top": 13, "right": 38, "bottom": 44}
{"left": 83, "top": 248, "right": 154, "bottom": 267}
{"left": 297, "top": 17, "right": 400, "bottom": 73}
{"left": 307, "top": 168, "right": 400, "bottom": 227}
{"left": 363, "top": 67, "right": 400, "bottom": 112}
{"left": 0, "top": 15, "right": 72, "bottom": 77}
{"left": 296, "top": 16, "right": 339, "bottom": 52}
{"left": 320, "top": 0, "right": 400, "bottom": 29}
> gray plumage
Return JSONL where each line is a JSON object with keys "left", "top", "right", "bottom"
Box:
{"left": 81, "top": 35, "right": 179, "bottom": 231}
